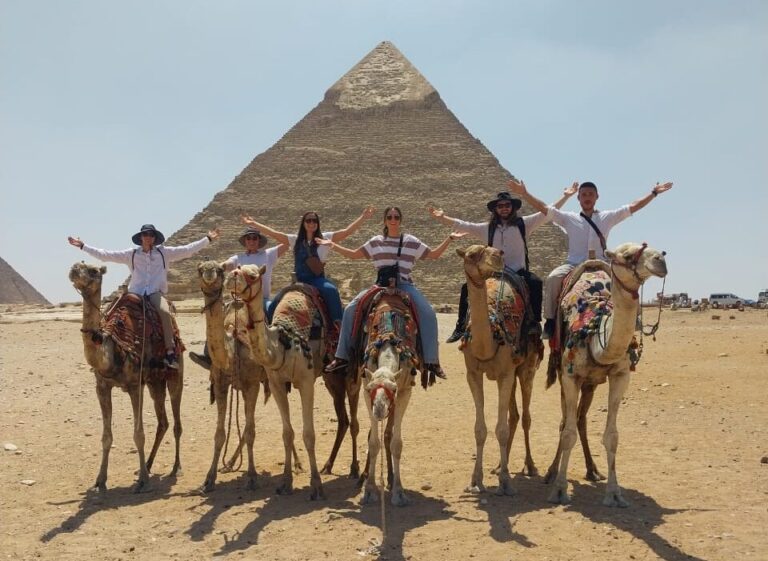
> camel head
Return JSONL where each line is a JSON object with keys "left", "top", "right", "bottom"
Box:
{"left": 456, "top": 245, "right": 503, "bottom": 282}
{"left": 606, "top": 242, "right": 668, "bottom": 292}
{"left": 224, "top": 264, "right": 266, "bottom": 301}
{"left": 197, "top": 260, "right": 225, "bottom": 297}
{"left": 69, "top": 262, "right": 106, "bottom": 296}
{"left": 365, "top": 367, "right": 401, "bottom": 421}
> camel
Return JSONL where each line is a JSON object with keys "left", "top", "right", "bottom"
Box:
{"left": 68, "top": 262, "right": 182, "bottom": 493}
{"left": 225, "top": 264, "right": 325, "bottom": 500}
{"left": 544, "top": 242, "right": 667, "bottom": 507}
{"left": 357, "top": 291, "right": 419, "bottom": 507}
{"left": 196, "top": 260, "right": 265, "bottom": 492}
{"left": 456, "top": 245, "right": 544, "bottom": 496}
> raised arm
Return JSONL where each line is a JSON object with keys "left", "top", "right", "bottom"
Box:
{"left": 427, "top": 206, "right": 459, "bottom": 227}
{"left": 551, "top": 181, "right": 578, "bottom": 210}
{"left": 316, "top": 238, "right": 368, "bottom": 259}
{"left": 331, "top": 205, "right": 375, "bottom": 242}
{"left": 629, "top": 181, "right": 673, "bottom": 214}
{"left": 240, "top": 214, "right": 290, "bottom": 246}
{"left": 506, "top": 178, "right": 549, "bottom": 214}
{"left": 423, "top": 232, "right": 467, "bottom": 260}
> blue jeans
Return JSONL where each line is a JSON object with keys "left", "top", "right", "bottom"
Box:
{"left": 297, "top": 275, "right": 343, "bottom": 324}
{"left": 336, "top": 283, "right": 439, "bottom": 364}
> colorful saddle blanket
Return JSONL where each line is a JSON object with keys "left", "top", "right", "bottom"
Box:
{"left": 460, "top": 272, "right": 527, "bottom": 353}
{"left": 271, "top": 283, "right": 335, "bottom": 363}
{"left": 100, "top": 293, "right": 183, "bottom": 373}
{"left": 361, "top": 291, "right": 420, "bottom": 373}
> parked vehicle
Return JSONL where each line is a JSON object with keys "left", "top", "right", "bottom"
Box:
{"left": 709, "top": 293, "right": 745, "bottom": 309}
{"left": 758, "top": 289, "right": 768, "bottom": 308}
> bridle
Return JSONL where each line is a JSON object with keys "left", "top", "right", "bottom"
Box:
{"left": 609, "top": 243, "right": 649, "bottom": 300}
{"left": 230, "top": 268, "right": 265, "bottom": 329}
{"left": 368, "top": 383, "right": 396, "bottom": 418}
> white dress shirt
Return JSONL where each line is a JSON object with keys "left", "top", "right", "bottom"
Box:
{"left": 547, "top": 205, "right": 632, "bottom": 264}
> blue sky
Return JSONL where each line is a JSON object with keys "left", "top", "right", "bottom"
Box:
{"left": 1, "top": 1, "right": 766, "bottom": 304}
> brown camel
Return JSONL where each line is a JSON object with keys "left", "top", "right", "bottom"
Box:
{"left": 456, "top": 245, "right": 544, "bottom": 495}
{"left": 69, "top": 262, "right": 182, "bottom": 493}
{"left": 226, "top": 264, "right": 325, "bottom": 499}
{"left": 544, "top": 242, "right": 667, "bottom": 506}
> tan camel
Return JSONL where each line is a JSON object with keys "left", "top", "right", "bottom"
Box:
{"left": 225, "top": 264, "right": 325, "bottom": 499}
{"left": 68, "top": 262, "right": 182, "bottom": 493}
{"left": 196, "top": 260, "right": 265, "bottom": 492}
{"left": 456, "top": 245, "right": 544, "bottom": 496}
{"left": 545, "top": 242, "right": 667, "bottom": 507}
{"left": 358, "top": 292, "right": 419, "bottom": 507}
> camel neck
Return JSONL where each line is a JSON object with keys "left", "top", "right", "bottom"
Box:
{"left": 465, "top": 275, "right": 496, "bottom": 361}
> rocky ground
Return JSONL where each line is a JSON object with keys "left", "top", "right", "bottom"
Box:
{"left": 1, "top": 304, "right": 766, "bottom": 560}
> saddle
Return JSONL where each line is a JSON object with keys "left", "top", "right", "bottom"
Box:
{"left": 270, "top": 283, "right": 336, "bottom": 366}
{"left": 99, "top": 293, "right": 183, "bottom": 375}
{"left": 460, "top": 269, "right": 528, "bottom": 355}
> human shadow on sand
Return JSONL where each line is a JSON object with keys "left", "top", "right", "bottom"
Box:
{"left": 40, "top": 473, "right": 182, "bottom": 543}
{"left": 453, "top": 473, "right": 708, "bottom": 561}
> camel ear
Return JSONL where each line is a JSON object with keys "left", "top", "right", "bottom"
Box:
{"left": 259, "top": 265, "right": 267, "bottom": 276}
{"left": 100, "top": 266, "right": 107, "bottom": 274}
{"left": 604, "top": 250, "right": 616, "bottom": 261}
{"left": 456, "top": 248, "right": 466, "bottom": 258}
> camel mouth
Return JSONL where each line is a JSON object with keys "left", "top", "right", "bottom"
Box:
{"left": 647, "top": 259, "right": 668, "bottom": 278}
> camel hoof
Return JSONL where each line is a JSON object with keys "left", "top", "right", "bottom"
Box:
{"left": 495, "top": 477, "right": 516, "bottom": 497}
{"left": 200, "top": 480, "right": 215, "bottom": 494}
{"left": 349, "top": 462, "right": 360, "bottom": 479}
{"left": 391, "top": 490, "right": 411, "bottom": 507}
{"left": 320, "top": 464, "right": 333, "bottom": 476}
{"left": 309, "top": 486, "right": 326, "bottom": 501}
{"left": 245, "top": 476, "right": 259, "bottom": 491}
{"left": 275, "top": 483, "right": 294, "bottom": 496}
{"left": 542, "top": 469, "right": 557, "bottom": 485}
{"left": 586, "top": 469, "right": 606, "bottom": 482}
{"left": 360, "top": 489, "right": 379, "bottom": 505}
{"left": 547, "top": 487, "right": 570, "bottom": 505}
{"left": 602, "top": 492, "right": 629, "bottom": 508}
{"left": 522, "top": 465, "right": 539, "bottom": 478}
{"left": 91, "top": 482, "right": 107, "bottom": 494}
{"left": 219, "top": 464, "right": 236, "bottom": 474}
{"left": 293, "top": 463, "right": 305, "bottom": 475}
{"left": 132, "top": 479, "right": 150, "bottom": 494}
{"left": 464, "top": 484, "right": 485, "bottom": 495}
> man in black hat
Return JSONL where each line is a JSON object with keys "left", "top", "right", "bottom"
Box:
{"left": 429, "top": 178, "right": 576, "bottom": 342}
{"left": 188, "top": 226, "right": 289, "bottom": 369}
{"left": 68, "top": 224, "right": 220, "bottom": 369}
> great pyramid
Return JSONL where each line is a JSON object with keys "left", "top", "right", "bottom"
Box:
{"left": 165, "top": 41, "right": 566, "bottom": 304}
{"left": 0, "top": 256, "right": 51, "bottom": 306}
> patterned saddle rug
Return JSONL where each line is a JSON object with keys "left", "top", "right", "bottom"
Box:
{"left": 270, "top": 283, "right": 335, "bottom": 366}
{"left": 361, "top": 290, "right": 421, "bottom": 374}
{"left": 99, "top": 293, "right": 183, "bottom": 374}
{"left": 459, "top": 271, "right": 527, "bottom": 354}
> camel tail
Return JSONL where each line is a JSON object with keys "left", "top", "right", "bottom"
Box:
{"left": 545, "top": 353, "right": 559, "bottom": 389}
{"left": 262, "top": 380, "right": 271, "bottom": 404}
{"left": 209, "top": 382, "right": 216, "bottom": 404}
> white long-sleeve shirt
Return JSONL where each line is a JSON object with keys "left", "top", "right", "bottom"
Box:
{"left": 82, "top": 237, "right": 210, "bottom": 295}
{"left": 547, "top": 205, "right": 632, "bottom": 264}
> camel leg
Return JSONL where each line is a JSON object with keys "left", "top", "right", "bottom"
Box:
{"left": 494, "top": 372, "right": 516, "bottom": 496}
{"left": 167, "top": 371, "right": 183, "bottom": 477}
{"left": 384, "top": 413, "right": 395, "bottom": 490}
{"left": 127, "top": 384, "right": 150, "bottom": 493}
{"left": 93, "top": 378, "right": 114, "bottom": 493}
{"left": 241, "top": 378, "right": 259, "bottom": 490}
{"left": 493, "top": 374, "right": 519, "bottom": 476}
{"left": 269, "top": 376, "right": 295, "bottom": 496}
{"left": 320, "top": 375, "right": 350, "bottom": 476}
{"left": 360, "top": 392, "right": 380, "bottom": 505}
{"left": 602, "top": 371, "right": 630, "bottom": 507}
{"left": 518, "top": 359, "right": 539, "bottom": 477}
{"left": 465, "top": 368, "right": 487, "bottom": 493}
{"left": 145, "top": 381, "right": 168, "bottom": 474}
{"left": 202, "top": 372, "right": 229, "bottom": 492}
{"left": 577, "top": 384, "right": 605, "bottom": 482}
{"left": 390, "top": 388, "right": 413, "bottom": 506}
{"left": 296, "top": 376, "right": 324, "bottom": 500}
{"left": 544, "top": 382, "right": 567, "bottom": 484}
{"left": 347, "top": 379, "right": 361, "bottom": 479}
{"left": 548, "top": 373, "right": 580, "bottom": 504}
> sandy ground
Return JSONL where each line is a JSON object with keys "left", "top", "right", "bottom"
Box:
{"left": 1, "top": 303, "right": 767, "bottom": 561}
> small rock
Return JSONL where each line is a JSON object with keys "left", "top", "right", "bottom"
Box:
{"left": 661, "top": 383, "right": 670, "bottom": 387}
{"left": 20, "top": 479, "right": 36, "bottom": 486}
{"left": 717, "top": 353, "right": 728, "bottom": 358}
{"left": 760, "top": 456, "right": 768, "bottom": 464}
{"left": 640, "top": 421, "right": 648, "bottom": 426}
{"left": 421, "top": 483, "right": 432, "bottom": 491}
{"left": 4, "top": 443, "right": 18, "bottom": 451}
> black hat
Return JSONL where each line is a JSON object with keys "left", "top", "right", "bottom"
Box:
{"left": 487, "top": 192, "right": 522, "bottom": 212}
{"left": 238, "top": 227, "right": 268, "bottom": 249}
{"left": 132, "top": 224, "right": 165, "bottom": 245}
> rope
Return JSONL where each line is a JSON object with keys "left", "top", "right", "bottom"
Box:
{"left": 378, "top": 418, "right": 387, "bottom": 545}
{"left": 221, "top": 297, "right": 245, "bottom": 471}
{"left": 136, "top": 296, "right": 146, "bottom": 442}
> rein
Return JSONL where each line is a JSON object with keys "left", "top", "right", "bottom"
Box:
{"left": 609, "top": 243, "right": 647, "bottom": 300}
{"left": 368, "top": 383, "right": 396, "bottom": 416}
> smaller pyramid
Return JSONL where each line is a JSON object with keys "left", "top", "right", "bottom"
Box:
{"left": 0, "top": 257, "right": 51, "bottom": 306}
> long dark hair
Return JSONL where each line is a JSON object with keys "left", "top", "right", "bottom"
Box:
{"left": 382, "top": 206, "right": 403, "bottom": 237}
{"left": 294, "top": 211, "right": 323, "bottom": 255}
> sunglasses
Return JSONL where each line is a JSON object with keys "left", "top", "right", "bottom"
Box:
{"left": 495, "top": 202, "right": 513, "bottom": 209}
{"left": 304, "top": 217, "right": 318, "bottom": 224}
{"left": 385, "top": 214, "right": 401, "bottom": 221}
{"left": 140, "top": 232, "right": 155, "bottom": 237}
{"left": 244, "top": 235, "right": 260, "bottom": 241}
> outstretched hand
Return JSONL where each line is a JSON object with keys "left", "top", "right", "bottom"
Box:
{"left": 564, "top": 181, "right": 579, "bottom": 197}
{"left": 506, "top": 177, "right": 527, "bottom": 195}
{"left": 448, "top": 232, "right": 468, "bottom": 241}
{"left": 240, "top": 213, "right": 256, "bottom": 226}
{"left": 361, "top": 205, "right": 376, "bottom": 219}
{"left": 427, "top": 206, "right": 444, "bottom": 219}
{"left": 207, "top": 227, "right": 221, "bottom": 241}
{"left": 68, "top": 236, "right": 84, "bottom": 248}
{"left": 653, "top": 181, "right": 673, "bottom": 194}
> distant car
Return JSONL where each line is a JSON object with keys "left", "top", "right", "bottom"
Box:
{"left": 709, "top": 293, "right": 745, "bottom": 309}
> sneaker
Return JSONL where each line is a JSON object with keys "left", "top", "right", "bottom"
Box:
{"left": 445, "top": 328, "right": 463, "bottom": 343}
{"left": 164, "top": 352, "right": 180, "bottom": 370}
{"left": 542, "top": 319, "right": 555, "bottom": 340}
{"left": 323, "top": 358, "right": 349, "bottom": 374}
{"left": 189, "top": 351, "right": 211, "bottom": 370}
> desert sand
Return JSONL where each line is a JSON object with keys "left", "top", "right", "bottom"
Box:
{"left": 1, "top": 304, "right": 766, "bottom": 561}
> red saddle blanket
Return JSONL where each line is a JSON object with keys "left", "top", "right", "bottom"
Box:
{"left": 271, "top": 283, "right": 336, "bottom": 363}
{"left": 101, "top": 293, "right": 183, "bottom": 371}
{"left": 459, "top": 274, "right": 526, "bottom": 353}
{"left": 361, "top": 291, "right": 420, "bottom": 372}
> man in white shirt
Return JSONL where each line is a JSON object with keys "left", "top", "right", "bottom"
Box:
{"left": 513, "top": 180, "right": 673, "bottom": 338}
{"left": 68, "top": 223, "right": 220, "bottom": 368}
{"left": 189, "top": 226, "right": 288, "bottom": 369}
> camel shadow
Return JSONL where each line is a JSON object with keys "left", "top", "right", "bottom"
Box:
{"left": 455, "top": 473, "right": 707, "bottom": 561}
{"left": 40, "top": 473, "right": 182, "bottom": 543}
{"left": 185, "top": 471, "right": 364, "bottom": 555}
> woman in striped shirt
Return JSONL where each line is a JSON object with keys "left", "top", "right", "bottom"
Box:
{"left": 321, "top": 206, "right": 464, "bottom": 379}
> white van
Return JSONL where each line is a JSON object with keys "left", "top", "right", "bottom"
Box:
{"left": 709, "top": 293, "right": 743, "bottom": 309}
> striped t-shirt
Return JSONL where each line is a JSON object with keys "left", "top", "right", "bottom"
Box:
{"left": 361, "top": 234, "right": 429, "bottom": 284}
